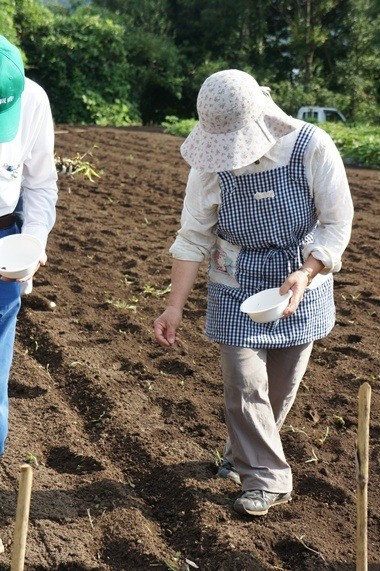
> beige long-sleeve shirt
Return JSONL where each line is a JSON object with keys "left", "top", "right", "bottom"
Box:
{"left": 170, "top": 121, "right": 354, "bottom": 274}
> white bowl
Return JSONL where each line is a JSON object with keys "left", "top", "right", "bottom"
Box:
{"left": 240, "top": 288, "right": 293, "bottom": 323}
{"left": 0, "top": 234, "right": 43, "bottom": 279}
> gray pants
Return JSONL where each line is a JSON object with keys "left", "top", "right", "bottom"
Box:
{"left": 220, "top": 342, "right": 313, "bottom": 493}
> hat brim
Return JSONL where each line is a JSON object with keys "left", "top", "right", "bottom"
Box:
{"left": 180, "top": 98, "right": 298, "bottom": 172}
{"left": 0, "top": 96, "right": 22, "bottom": 143}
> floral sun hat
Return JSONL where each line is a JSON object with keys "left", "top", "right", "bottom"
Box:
{"left": 180, "top": 69, "right": 298, "bottom": 172}
{"left": 0, "top": 36, "right": 25, "bottom": 143}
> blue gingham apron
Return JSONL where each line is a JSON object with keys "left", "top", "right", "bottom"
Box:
{"left": 205, "top": 123, "right": 335, "bottom": 348}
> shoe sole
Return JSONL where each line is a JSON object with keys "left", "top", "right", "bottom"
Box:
{"left": 234, "top": 496, "right": 292, "bottom": 516}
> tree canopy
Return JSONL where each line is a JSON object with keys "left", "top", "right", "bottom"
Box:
{"left": 2, "top": 0, "right": 379, "bottom": 124}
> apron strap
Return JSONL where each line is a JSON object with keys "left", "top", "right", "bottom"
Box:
{"left": 289, "top": 123, "right": 316, "bottom": 181}
{"left": 217, "top": 171, "right": 236, "bottom": 194}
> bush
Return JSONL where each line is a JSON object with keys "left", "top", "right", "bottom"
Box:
{"left": 20, "top": 7, "right": 137, "bottom": 125}
{"left": 162, "top": 115, "right": 196, "bottom": 137}
{"left": 125, "top": 31, "right": 184, "bottom": 124}
{"left": 82, "top": 91, "right": 140, "bottom": 127}
{"left": 319, "top": 123, "right": 380, "bottom": 169}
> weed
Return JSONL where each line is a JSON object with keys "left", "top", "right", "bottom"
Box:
{"left": 106, "top": 297, "right": 139, "bottom": 311}
{"left": 165, "top": 552, "right": 182, "bottom": 571}
{"left": 333, "top": 415, "right": 346, "bottom": 428}
{"left": 341, "top": 292, "right": 362, "bottom": 302}
{"left": 112, "top": 299, "right": 129, "bottom": 310}
{"left": 55, "top": 149, "right": 101, "bottom": 182}
{"left": 141, "top": 380, "right": 153, "bottom": 392}
{"left": 318, "top": 426, "right": 330, "bottom": 446}
{"left": 213, "top": 450, "right": 224, "bottom": 466}
{"left": 282, "top": 424, "right": 308, "bottom": 436}
{"left": 29, "top": 335, "right": 39, "bottom": 352}
{"left": 25, "top": 453, "right": 39, "bottom": 467}
{"left": 295, "top": 535, "right": 326, "bottom": 562}
{"left": 69, "top": 360, "right": 88, "bottom": 368}
{"left": 305, "top": 448, "right": 319, "bottom": 463}
{"left": 45, "top": 363, "right": 53, "bottom": 380}
{"left": 143, "top": 284, "right": 171, "bottom": 297}
{"left": 90, "top": 411, "right": 106, "bottom": 424}
{"left": 86, "top": 508, "right": 94, "bottom": 529}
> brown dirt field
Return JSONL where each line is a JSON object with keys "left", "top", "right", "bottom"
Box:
{"left": 0, "top": 125, "right": 379, "bottom": 570}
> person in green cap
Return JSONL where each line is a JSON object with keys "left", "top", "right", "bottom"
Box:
{"left": 0, "top": 35, "right": 58, "bottom": 455}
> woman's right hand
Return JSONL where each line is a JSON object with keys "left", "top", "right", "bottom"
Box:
{"left": 153, "top": 306, "right": 183, "bottom": 347}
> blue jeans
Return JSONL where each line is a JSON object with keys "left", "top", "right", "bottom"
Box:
{"left": 0, "top": 223, "right": 21, "bottom": 455}
{"left": 13, "top": 192, "right": 24, "bottom": 231}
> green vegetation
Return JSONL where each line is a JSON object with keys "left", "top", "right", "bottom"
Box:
{"left": 321, "top": 124, "right": 380, "bottom": 169}
{"left": 0, "top": 0, "right": 378, "bottom": 134}
{"left": 162, "top": 116, "right": 380, "bottom": 169}
{"left": 161, "top": 116, "right": 197, "bottom": 138}
{"left": 55, "top": 150, "right": 102, "bottom": 181}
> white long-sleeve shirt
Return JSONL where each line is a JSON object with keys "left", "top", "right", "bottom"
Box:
{"left": 0, "top": 78, "right": 58, "bottom": 247}
{"left": 170, "top": 122, "right": 354, "bottom": 273}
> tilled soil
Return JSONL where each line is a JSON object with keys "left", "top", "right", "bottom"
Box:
{"left": 0, "top": 125, "right": 379, "bottom": 570}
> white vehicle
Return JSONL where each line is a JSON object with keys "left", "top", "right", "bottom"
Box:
{"left": 297, "top": 106, "right": 347, "bottom": 123}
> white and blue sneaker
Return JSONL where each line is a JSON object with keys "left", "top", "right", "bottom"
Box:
{"left": 216, "top": 460, "right": 241, "bottom": 485}
{"left": 234, "top": 489, "right": 292, "bottom": 516}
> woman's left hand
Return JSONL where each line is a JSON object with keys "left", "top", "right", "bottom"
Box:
{"left": 279, "top": 270, "right": 309, "bottom": 318}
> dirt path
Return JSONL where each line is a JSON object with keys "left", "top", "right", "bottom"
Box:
{"left": 0, "top": 126, "right": 379, "bottom": 570}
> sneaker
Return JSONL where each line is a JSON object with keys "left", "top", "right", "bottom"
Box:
{"left": 234, "top": 489, "right": 292, "bottom": 516}
{"left": 216, "top": 460, "right": 241, "bottom": 485}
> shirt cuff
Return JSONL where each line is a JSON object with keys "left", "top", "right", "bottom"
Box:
{"left": 22, "top": 225, "right": 48, "bottom": 249}
{"left": 302, "top": 244, "right": 342, "bottom": 274}
{"left": 169, "top": 238, "right": 209, "bottom": 262}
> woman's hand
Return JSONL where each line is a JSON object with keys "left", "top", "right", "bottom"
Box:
{"left": 153, "top": 259, "right": 201, "bottom": 347}
{"left": 280, "top": 256, "right": 325, "bottom": 318}
{"left": 280, "top": 254, "right": 324, "bottom": 317}
{"left": 279, "top": 270, "right": 309, "bottom": 318}
{"left": 154, "top": 306, "right": 183, "bottom": 347}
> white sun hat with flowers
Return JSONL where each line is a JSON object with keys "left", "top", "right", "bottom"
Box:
{"left": 180, "top": 69, "right": 298, "bottom": 172}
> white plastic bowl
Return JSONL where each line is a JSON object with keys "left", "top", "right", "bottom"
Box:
{"left": 0, "top": 234, "right": 43, "bottom": 279}
{"left": 240, "top": 288, "right": 293, "bottom": 323}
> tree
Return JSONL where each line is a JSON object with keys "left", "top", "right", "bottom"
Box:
{"left": 272, "top": 0, "right": 339, "bottom": 86}
{"left": 124, "top": 30, "right": 183, "bottom": 123}
{"left": 91, "top": 0, "right": 172, "bottom": 35}
{"left": 336, "top": 0, "right": 380, "bottom": 121}
{"left": 0, "top": 0, "right": 18, "bottom": 44}
{"left": 19, "top": 6, "right": 139, "bottom": 124}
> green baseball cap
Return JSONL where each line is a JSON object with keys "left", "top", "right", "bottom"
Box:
{"left": 0, "top": 35, "right": 25, "bottom": 143}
